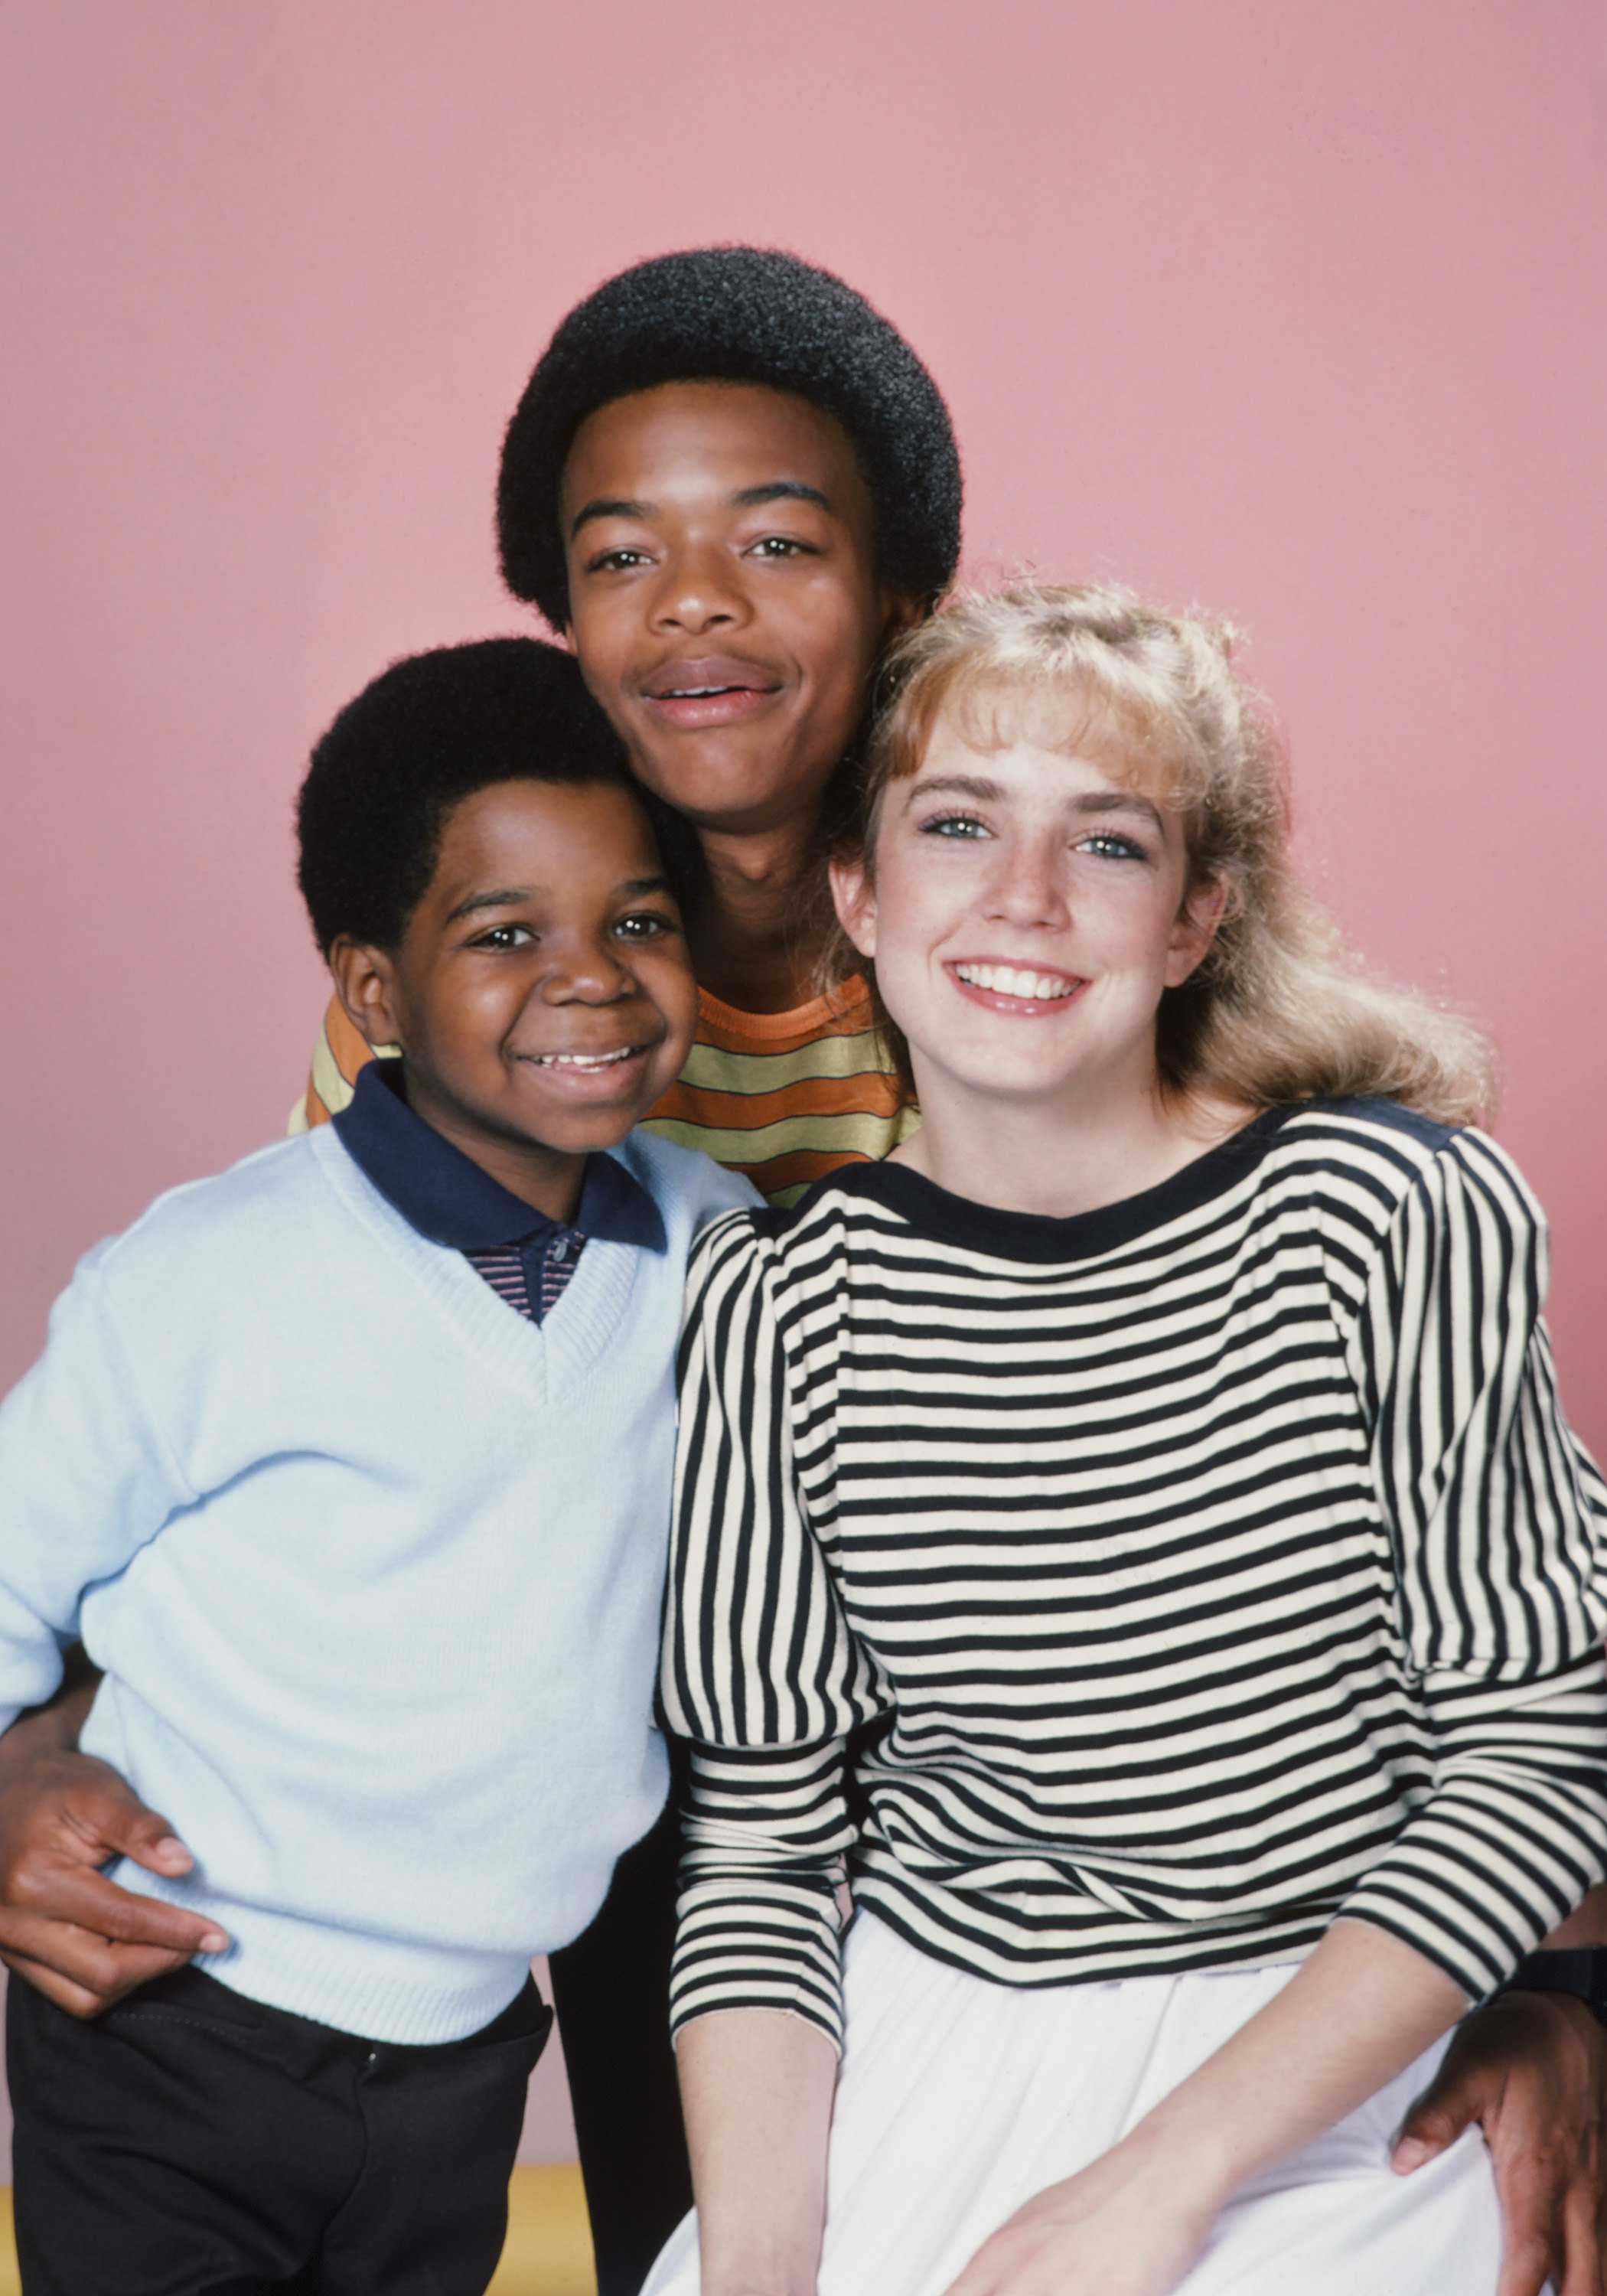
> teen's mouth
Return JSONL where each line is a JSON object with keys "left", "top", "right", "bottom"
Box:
{"left": 638, "top": 655, "right": 782, "bottom": 729}
{"left": 947, "top": 960, "right": 1087, "bottom": 1016}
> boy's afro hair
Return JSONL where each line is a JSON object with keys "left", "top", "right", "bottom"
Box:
{"left": 497, "top": 246, "right": 963, "bottom": 629}
{"left": 296, "top": 637, "right": 631, "bottom": 956}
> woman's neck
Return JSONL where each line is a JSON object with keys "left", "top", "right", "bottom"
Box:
{"left": 688, "top": 820, "right": 839, "bottom": 1015}
{"left": 893, "top": 1058, "right": 1254, "bottom": 1221}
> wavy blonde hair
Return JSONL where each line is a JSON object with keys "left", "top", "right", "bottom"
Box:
{"left": 832, "top": 582, "right": 1496, "bottom": 1125}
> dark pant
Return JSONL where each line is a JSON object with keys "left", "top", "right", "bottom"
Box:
{"left": 7, "top": 1964, "right": 550, "bottom": 2296}
{"left": 548, "top": 1793, "right": 691, "bottom": 2296}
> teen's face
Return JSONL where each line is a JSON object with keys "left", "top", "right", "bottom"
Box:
{"left": 561, "top": 380, "right": 909, "bottom": 837}
{"left": 830, "top": 720, "right": 1221, "bottom": 1117}
{"left": 342, "top": 780, "right": 697, "bottom": 1163}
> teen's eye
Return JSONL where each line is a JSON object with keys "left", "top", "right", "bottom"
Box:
{"left": 747, "top": 535, "right": 814, "bottom": 559}
{"left": 471, "top": 923, "right": 536, "bottom": 951}
{"left": 614, "top": 910, "right": 678, "bottom": 941}
{"left": 917, "top": 811, "right": 990, "bottom": 840}
{"left": 584, "top": 546, "right": 654, "bottom": 575}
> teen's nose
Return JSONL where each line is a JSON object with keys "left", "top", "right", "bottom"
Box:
{"left": 647, "top": 539, "right": 750, "bottom": 635}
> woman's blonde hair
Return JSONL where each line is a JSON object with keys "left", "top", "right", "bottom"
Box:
{"left": 833, "top": 582, "right": 1496, "bottom": 1125}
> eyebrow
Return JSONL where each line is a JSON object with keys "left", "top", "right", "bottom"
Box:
{"left": 903, "top": 774, "right": 1165, "bottom": 830}
{"left": 731, "top": 481, "right": 832, "bottom": 513}
{"left": 444, "top": 874, "right": 672, "bottom": 925}
{"left": 569, "top": 478, "right": 832, "bottom": 539}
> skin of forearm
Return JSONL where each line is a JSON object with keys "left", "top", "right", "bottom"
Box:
{"left": 1537, "top": 1880, "right": 1607, "bottom": 1948}
{"left": 1, "top": 1671, "right": 98, "bottom": 1760}
{"left": 676, "top": 2004, "right": 838, "bottom": 2296}
{"left": 1115, "top": 1918, "right": 1470, "bottom": 2210}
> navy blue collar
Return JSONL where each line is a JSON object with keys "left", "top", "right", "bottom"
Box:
{"left": 331, "top": 1058, "right": 665, "bottom": 1255}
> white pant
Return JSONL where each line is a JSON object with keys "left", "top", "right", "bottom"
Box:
{"left": 643, "top": 1913, "right": 1503, "bottom": 2296}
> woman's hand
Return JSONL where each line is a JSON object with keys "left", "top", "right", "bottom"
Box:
{"left": 941, "top": 2131, "right": 1217, "bottom": 2296}
{"left": 0, "top": 1691, "right": 227, "bottom": 2016}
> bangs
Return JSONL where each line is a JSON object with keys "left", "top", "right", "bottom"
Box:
{"left": 882, "top": 654, "right": 1215, "bottom": 818}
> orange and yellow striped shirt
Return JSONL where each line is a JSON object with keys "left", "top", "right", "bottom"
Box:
{"left": 292, "top": 981, "right": 917, "bottom": 1207}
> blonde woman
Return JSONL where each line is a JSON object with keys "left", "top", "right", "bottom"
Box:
{"left": 644, "top": 586, "right": 1607, "bottom": 2296}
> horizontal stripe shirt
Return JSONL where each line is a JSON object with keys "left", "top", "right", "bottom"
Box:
{"left": 295, "top": 983, "right": 918, "bottom": 1208}
{"left": 662, "top": 1100, "right": 1607, "bottom": 2049}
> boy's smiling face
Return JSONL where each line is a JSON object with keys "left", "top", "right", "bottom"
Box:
{"left": 561, "top": 380, "right": 915, "bottom": 839}
{"left": 331, "top": 778, "right": 696, "bottom": 1218}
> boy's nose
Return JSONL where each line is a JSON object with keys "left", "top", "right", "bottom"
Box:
{"left": 539, "top": 943, "right": 637, "bottom": 1001}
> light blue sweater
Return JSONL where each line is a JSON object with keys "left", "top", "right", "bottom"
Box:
{"left": 0, "top": 1122, "right": 754, "bottom": 2043}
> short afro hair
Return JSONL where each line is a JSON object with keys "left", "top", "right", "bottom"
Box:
{"left": 497, "top": 246, "right": 963, "bottom": 629}
{"left": 296, "top": 637, "right": 634, "bottom": 956}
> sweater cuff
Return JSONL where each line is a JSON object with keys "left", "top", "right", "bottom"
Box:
{"left": 670, "top": 1871, "right": 846, "bottom": 2053}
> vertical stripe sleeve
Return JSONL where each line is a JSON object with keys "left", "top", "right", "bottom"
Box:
{"left": 1341, "top": 1130, "right": 1607, "bottom": 1996}
{"left": 663, "top": 1212, "right": 891, "bottom": 2049}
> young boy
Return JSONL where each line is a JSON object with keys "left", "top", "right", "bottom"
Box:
{"left": 0, "top": 637, "right": 752, "bottom": 2296}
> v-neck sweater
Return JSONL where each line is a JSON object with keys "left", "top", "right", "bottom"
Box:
{"left": 0, "top": 1120, "right": 753, "bottom": 2043}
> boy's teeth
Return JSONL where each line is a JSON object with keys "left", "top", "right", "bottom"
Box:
{"left": 536, "top": 1047, "right": 636, "bottom": 1068}
{"left": 956, "top": 964, "right": 1077, "bottom": 1001}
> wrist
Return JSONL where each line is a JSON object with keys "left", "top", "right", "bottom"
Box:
{"left": 1101, "top": 2109, "right": 1240, "bottom": 2222}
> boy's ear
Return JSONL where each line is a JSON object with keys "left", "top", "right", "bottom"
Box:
{"left": 328, "top": 937, "right": 406, "bottom": 1053}
{"left": 828, "top": 853, "right": 878, "bottom": 960}
{"left": 1165, "top": 876, "right": 1231, "bottom": 989}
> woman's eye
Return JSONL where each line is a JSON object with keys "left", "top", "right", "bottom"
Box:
{"left": 1079, "top": 832, "right": 1148, "bottom": 861}
{"left": 918, "top": 812, "right": 989, "bottom": 840}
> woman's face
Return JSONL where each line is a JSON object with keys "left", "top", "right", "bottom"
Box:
{"left": 561, "top": 380, "right": 911, "bottom": 840}
{"left": 831, "top": 713, "right": 1222, "bottom": 1119}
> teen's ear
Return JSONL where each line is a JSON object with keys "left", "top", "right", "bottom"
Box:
{"left": 1165, "top": 876, "right": 1230, "bottom": 988}
{"left": 328, "top": 937, "right": 406, "bottom": 1053}
{"left": 828, "top": 852, "right": 878, "bottom": 960}
{"left": 878, "top": 590, "right": 928, "bottom": 650}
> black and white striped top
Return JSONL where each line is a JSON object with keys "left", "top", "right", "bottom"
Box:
{"left": 663, "top": 1099, "right": 1607, "bottom": 2050}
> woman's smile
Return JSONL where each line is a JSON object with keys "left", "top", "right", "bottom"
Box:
{"left": 947, "top": 959, "right": 1087, "bottom": 1013}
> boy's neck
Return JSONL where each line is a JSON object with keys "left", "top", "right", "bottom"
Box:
{"left": 400, "top": 1073, "right": 587, "bottom": 1225}
{"left": 689, "top": 819, "right": 838, "bottom": 1015}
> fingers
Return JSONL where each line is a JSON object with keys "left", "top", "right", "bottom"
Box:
{"left": 1, "top": 1933, "right": 199, "bottom": 2018}
{"left": 1391, "top": 2098, "right": 1471, "bottom": 2173}
{"left": 1555, "top": 2177, "right": 1607, "bottom": 2296}
{"left": 7, "top": 1860, "right": 224, "bottom": 1954}
{"left": 54, "top": 1772, "right": 194, "bottom": 1875}
{"left": 1495, "top": 2225, "right": 1562, "bottom": 2296}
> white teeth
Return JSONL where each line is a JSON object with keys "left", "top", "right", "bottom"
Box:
{"left": 955, "top": 964, "right": 1077, "bottom": 1001}
{"left": 534, "top": 1047, "right": 637, "bottom": 1069}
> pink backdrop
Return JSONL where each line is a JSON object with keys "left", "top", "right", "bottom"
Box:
{"left": 2, "top": 0, "right": 1605, "bottom": 2162}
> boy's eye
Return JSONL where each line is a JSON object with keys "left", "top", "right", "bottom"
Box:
{"left": 614, "top": 910, "right": 678, "bottom": 941}
{"left": 746, "top": 535, "right": 813, "bottom": 560}
{"left": 918, "top": 811, "right": 989, "bottom": 840}
{"left": 471, "top": 923, "right": 535, "bottom": 950}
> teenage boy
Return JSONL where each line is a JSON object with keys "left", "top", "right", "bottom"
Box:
{"left": 0, "top": 638, "right": 751, "bottom": 2296}
{"left": 2, "top": 249, "right": 1605, "bottom": 2296}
